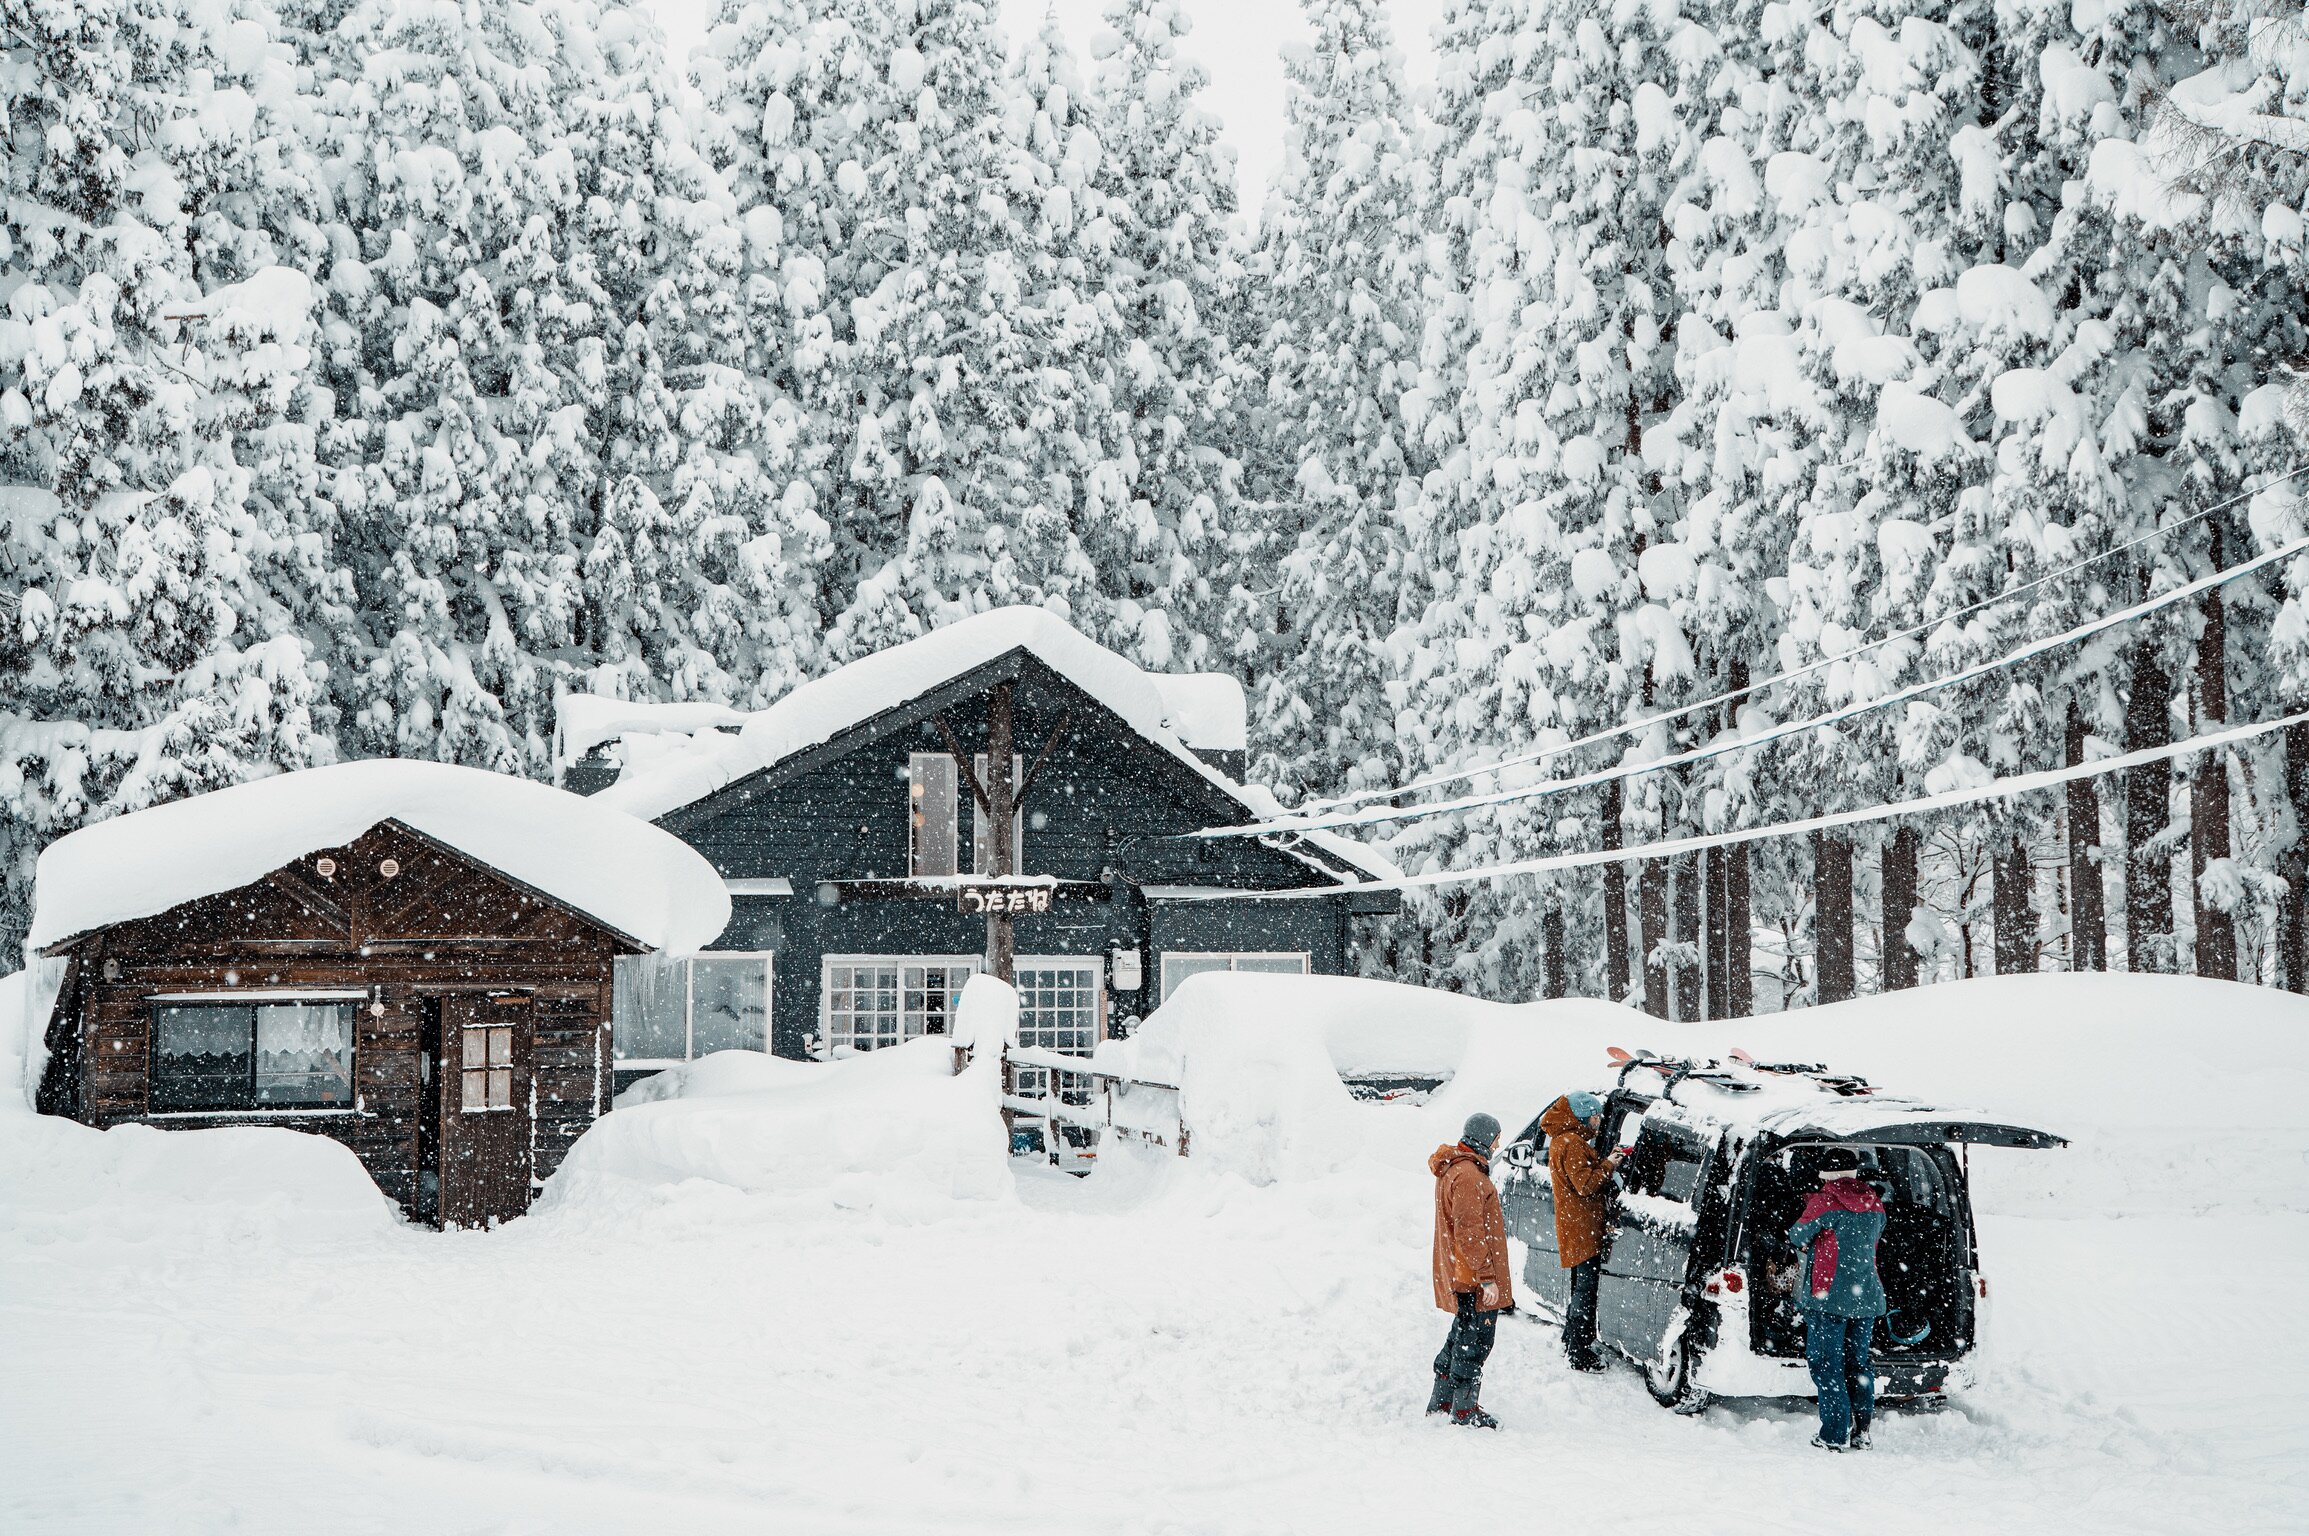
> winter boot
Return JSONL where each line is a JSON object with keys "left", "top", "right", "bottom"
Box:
{"left": 1450, "top": 1384, "right": 1499, "bottom": 1430}
{"left": 1424, "top": 1371, "right": 1453, "bottom": 1416}
{"left": 1808, "top": 1433, "right": 1848, "bottom": 1453}
{"left": 1849, "top": 1413, "right": 1872, "bottom": 1450}
{"left": 1567, "top": 1349, "right": 1606, "bottom": 1373}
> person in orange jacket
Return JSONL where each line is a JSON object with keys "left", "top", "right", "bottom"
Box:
{"left": 1541, "top": 1091, "right": 1625, "bottom": 1371}
{"left": 1427, "top": 1112, "right": 1514, "bottom": 1429}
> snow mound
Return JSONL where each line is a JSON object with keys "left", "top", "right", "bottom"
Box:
{"left": 542, "top": 1036, "right": 1013, "bottom": 1224}
{"left": 1096, "top": 973, "right": 2309, "bottom": 1216}
{"left": 29, "top": 759, "right": 731, "bottom": 955}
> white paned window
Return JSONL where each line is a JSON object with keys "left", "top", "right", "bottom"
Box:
{"left": 1158, "top": 951, "right": 1310, "bottom": 1001}
{"left": 820, "top": 956, "right": 979, "bottom": 1055}
{"left": 1012, "top": 957, "right": 1104, "bottom": 1100}
{"left": 613, "top": 953, "right": 775, "bottom": 1064}
{"left": 970, "top": 753, "right": 1027, "bottom": 874}
{"left": 910, "top": 753, "right": 960, "bottom": 877}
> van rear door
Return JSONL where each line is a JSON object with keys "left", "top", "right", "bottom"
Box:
{"left": 1857, "top": 1119, "right": 2067, "bottom": 1149}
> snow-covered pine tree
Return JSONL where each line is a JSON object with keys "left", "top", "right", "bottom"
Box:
{"left": 0, "top": 0, "right": 339, "bottom": 954}
{"left": 1242, "top": 0, "right": 1425, "bottom": 801}
{"left": 1084, "top": 0, "right": 1247, "bottom": 673}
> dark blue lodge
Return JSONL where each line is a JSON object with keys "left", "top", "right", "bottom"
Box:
{"left": 559, "top": 608, "right": 1400, "bottom": 1085}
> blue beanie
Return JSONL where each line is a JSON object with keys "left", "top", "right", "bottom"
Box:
{"left": 1566, "top": 1091, "right": 1604, "bottom": 1120}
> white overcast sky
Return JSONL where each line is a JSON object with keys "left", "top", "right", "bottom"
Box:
{"left": 644, "top": 0, "right": 1450, "bottom": 215}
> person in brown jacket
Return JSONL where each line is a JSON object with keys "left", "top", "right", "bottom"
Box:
{"left": 1427, "top": 1112, "right": 1514, "bottom": 1429}
{"left": 1541, "top": 1091, "right": 1624, "bottom": 1372}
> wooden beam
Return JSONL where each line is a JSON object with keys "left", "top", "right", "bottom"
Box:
{"left": 936, "top": 712, "right": 993, "bottom": 813}
{"left": 1016, "top": 707, "right": 1072, "bottom": 804}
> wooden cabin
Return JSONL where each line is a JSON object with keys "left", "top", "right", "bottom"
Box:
{"left": 561, "top": 607, "right": 1400, "bottom": 1089}
{"left": 28, "top": 761, "right": 728, "bottom": 1227}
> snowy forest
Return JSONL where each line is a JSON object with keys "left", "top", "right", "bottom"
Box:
{"left": 3, "top": 0, "right": 2307, "bottom": 1011}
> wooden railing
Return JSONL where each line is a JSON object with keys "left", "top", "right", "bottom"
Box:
{"left": 999, "top": 1042, "right": 1188, "bottom": 1158}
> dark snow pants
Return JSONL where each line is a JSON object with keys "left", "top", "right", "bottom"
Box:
{"left": 1804, "top": 1311, "right": 1876, "bottom": 1445}
{"left": 1434, "top": 1292, "right": 1498, "bottom": 1401}
{"left": 1563, "top": 1257, "right": 1601, "bottom": 1359}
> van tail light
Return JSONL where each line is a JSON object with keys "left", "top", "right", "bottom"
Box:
{"left": 1976, "top": 1276, "right": 1988, "bottom": 1298}
{"left": 1704, "top": 1267, "right": 1745, "bottom": 1297}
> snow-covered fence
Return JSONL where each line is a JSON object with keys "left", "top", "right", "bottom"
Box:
{"left": 999, "top": 1043, "right": 1187, "bottom": 1158}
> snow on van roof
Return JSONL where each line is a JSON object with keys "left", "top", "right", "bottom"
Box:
{"left": 588, "top": 607, "right": 1393, "bottom": 885}
{"left": 29, "top": 760, "right": 731, "bottom": 955}
{"left": 553, "top": 694, "right": 750, "bottom": 768}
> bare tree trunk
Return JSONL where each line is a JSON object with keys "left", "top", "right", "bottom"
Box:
{"left": 1541, "top": 903, "right": 1568, "bottom": 1000}
{"left": 1603, "top": 780, "right": 1630, "bottom": 1004}
{"left": 1640, "top": 857, "right": 1669, "bottom": 1018}
{"left": 1671, "top": 852, "right": 1700, "bottom": 1021}
{"left": 1704, "top": 847, "right": 1729, "bottom": 1019}
{"left": 2192, "top": 530, "right": 2237, "bottom": 980}
{"left": 1882, "top": 824, "right": 1920, "bottom": 991}
{"left": 1813, "top": 831, "right": 1855, "bottom": 1004}
{"left": 2286, "top": 716, "right": 2309, "bottom": 992}
{"left": 1992, "top": 825, "right": 2033, "bottom": 974}
{"left": 2064, "top": 703, "right": 2107, "bottom": 971}
{"left": 1727, "top": 844, "right": 1753, "bottom": 1016}
{"left": 2124, "top": 640, "right": 2174, "bottom": 972}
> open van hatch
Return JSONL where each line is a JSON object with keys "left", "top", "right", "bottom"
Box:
{"left": 1795, "top": 1118, "right": 2068, "bottom": 1150}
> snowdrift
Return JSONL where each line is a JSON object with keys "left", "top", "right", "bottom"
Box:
{"left": 1100, "top": 972, "right": 2309, "bottom": 1215}
{"left": 0, "top": 971, "right": 400, "bottom": 1241}
{"left": 541, "top": 1036, "right": 1014, "bottom": 1224}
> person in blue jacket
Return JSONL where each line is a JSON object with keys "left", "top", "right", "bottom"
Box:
{"left": 1787, "top": 1145, "right": 1888, "bottom": 1450}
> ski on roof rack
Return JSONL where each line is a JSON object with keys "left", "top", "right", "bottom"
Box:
{"left": 1728, "top": 1047, "right": 1875, "bottom": 1096}
{"left": 1605, "top": 1045, "right": 1760, "bottom": 1098}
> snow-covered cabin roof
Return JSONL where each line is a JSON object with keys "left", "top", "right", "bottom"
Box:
{"left": 553, "top": 695, "right": 750, "bottom": 769}
{"left": 29, "top": 760, "right": 731, "bottom": 955}
{"left": 586, "top": 607, "right": 1395, "bottom": 885}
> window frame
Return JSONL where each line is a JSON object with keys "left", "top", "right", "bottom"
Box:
{"left": 613, "top": 952, "right": 776, "bottom": 1067}
{"left": 818, "top": 953, "right": 981, "bottom": 1057}
{"left": 1157, "top": 950, "right": 1311, "bottom": 1001}
{"left": 146, "top": 997, "right": 360, "bottom": 1116}
{"left": 908, "top": 753, "right": 960, "bottom": 877}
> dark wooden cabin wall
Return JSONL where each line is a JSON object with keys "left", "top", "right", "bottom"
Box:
{"left": 48, "top": 820, "right": 627, "bottom": 1219}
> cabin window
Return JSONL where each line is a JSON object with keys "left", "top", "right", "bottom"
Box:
{"left": 1158, "top": 952, "right": 1309, "bottom": 1000}
{"left": 611, "top": 953, "right": 775, "bottom": 1064}
{"left": 1010, "top": 957, "right": 1105, "bottom": 1099}
{"left": 909, "top": 753, "right": 960, "bottom": 877}
{"left": 150, "top": 1002, "right": 355, "bottom": 1112}
{"left": 459, "top": 1022, "right": 516, "bottom": 1111}
{"left": 820, "top": 956, "right": 978, "bottom": 1054}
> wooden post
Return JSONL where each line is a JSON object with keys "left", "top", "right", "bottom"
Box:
{"left": 986, "top": 680, "right": 1016, "bottom": 984}
{"left": 2192, "top": 525, "right": 2237, "bottom": 980}
{"left": 2064, "top": 703, "right": 2107, "bottom": 972}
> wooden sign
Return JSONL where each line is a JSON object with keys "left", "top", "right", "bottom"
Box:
{"left": 958, "top": 882, "right": 1054, "bottom": 915}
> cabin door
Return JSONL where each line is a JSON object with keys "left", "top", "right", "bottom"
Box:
{"left": 431, "top": 993, "right": 536, "bottom": 1229}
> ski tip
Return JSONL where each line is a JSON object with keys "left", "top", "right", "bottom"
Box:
{"left": 1605, "top": 1045, "right": 1632, "bottom": 1063}
{"left": 1729, "top": 1047, "right": 1754, "bottom": 1064}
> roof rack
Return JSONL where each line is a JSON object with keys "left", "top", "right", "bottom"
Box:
{"left": 1727, "top": 1047, "right": 1875, "bottom": 1096}
{"left": 1605, "top": 1046, "right": 1760, "bottom": 1101}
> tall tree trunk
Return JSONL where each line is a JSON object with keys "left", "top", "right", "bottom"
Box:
{"left": 1992, "top": 826, "right": 2034, "bottom": 974}
{"left": 1882, "top": 823, "right": 1920, "bottom": 991}
{"left": 2124, "top": 640, "right": 2174, "bottom": 972}
{"left": 1671, "top": 852, "right": 1700, "bottom": 1021}
{"left": 1602, "top": 780, "right": 1630, "bottom": 1004}
{"left": 1704, "top": 846, "right": 1729, "bottom": 1019}
{"left": 1640, "top": 857, "right": 1669, "bottom": 1018}
{"left": 1813, "top": 831, "right": 1855, "bottom": 1004}
{"left": 1727, "top": 844, "right": 1753, "bottom": 1016}
{"left": 2285, "top": 716, "right": 2309, "bottom": 992}
{"left": 2064, "top": 703, "right": 2107, "bottom": 971}
{"left": 2192, "top": 530, "right": 2237, "bottom": 980}
{"left": 1541, "top": 901, "right": 1568, "bottom": 1000}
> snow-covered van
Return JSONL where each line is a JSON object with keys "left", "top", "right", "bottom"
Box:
{"left": 1496, "top": 1052, "right": 2065, "bottom": 1413}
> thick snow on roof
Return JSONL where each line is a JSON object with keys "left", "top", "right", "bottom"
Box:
{"left": 1150, "top": 673, "right": 1247, "bottom": 753}
{"left": 554, "top": 694, "right": 749, "bottom": 768}
{"left": 588, "top": 607, "right": 1394, "bottom": 883}
{"left": 29, "top": 760, "right": 730, "bottom": 954}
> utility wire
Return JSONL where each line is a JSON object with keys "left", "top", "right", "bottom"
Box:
{"left": 1164, "top": 704, "right": 2309, "bottom": 902}
{"left": 1292, "top": 464, "right": 2308, "bottom": 819}
{"left": 1192, "top": 520, "right": 2309, "bottom": 840}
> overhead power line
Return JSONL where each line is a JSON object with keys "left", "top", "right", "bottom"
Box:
{"left": 1294, "top": 464, "right": 2309, "bottom": 819}
{"left": 1166, "top": 704, "right": 2309, "bottom": 902}
{"left": 1193, "top": 519, "right": 2309, "bottom": 842}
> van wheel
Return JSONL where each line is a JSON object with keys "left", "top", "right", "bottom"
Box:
{"left": 1646, "top": 1333, "right": 1709, "bottom": 1415}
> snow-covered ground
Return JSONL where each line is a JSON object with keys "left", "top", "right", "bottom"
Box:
{"left": 5, "top": 974, "right": 2305, "bottom": 1534}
